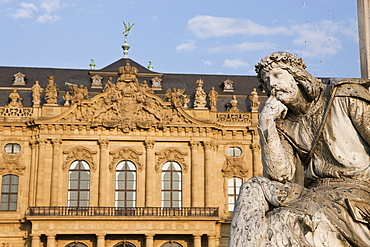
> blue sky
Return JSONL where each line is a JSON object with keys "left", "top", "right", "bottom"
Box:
{"left": 0, "top": 0, "right": 360, "bottom": 78}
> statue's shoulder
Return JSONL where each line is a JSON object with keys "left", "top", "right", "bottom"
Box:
{"left": 330, "top": 78, "right": 370, "bottom": 103}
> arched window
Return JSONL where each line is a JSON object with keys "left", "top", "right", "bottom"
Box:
{"left": 114, "top": 242, "right": 136, "bottom": 247}
{"left": 65, "top": 242, "right": 88, "bottom": 247}
{"left": 68, "top": 161, "right": 90, "bottom": 207}
{"left": 162, "top": 161, "right": 182, "bottom": 208}
{"left": 116, "top": 161, "right": 137, "bottom": 207}
{"left": 228, "top": 177, "right": 243, "bottom": 211}
{"left": 1, "top": 175, "right": 19, "bottom": 211}
{"left": 161, "top": 242, "right": 183, "bottom": 247}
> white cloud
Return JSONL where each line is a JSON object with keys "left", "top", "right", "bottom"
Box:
{"left": 202, "top": 60, "right": 212, "bottom": 66}
{"left": 188, "top": 15, "right": 290, "bottom": 38}
{"left": 36, "top": 13, "right": 60, "bottom": 23}
{"left": 223, "top": 59, "right": 249, "bottom": 69}
{"left": 291, "top": 21, "right": 343, "bottom": 58}
{"left": 208, "top": 41, "right": 275, "bottom": 53}
{"left": 176, "top": 41, "right": 197, "bottom": 51}
{"left": 11, "top": 2, "right": 38, "bottom": 19}
{"left": 39, "top": 0, "right": 66, "bottom": 12}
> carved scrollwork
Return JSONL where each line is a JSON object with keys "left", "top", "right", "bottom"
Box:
{"left": 63, "top": 147, "right": 97, "bottom": 170}
{"left": 222, "top": 157, "right": 248, "bottom": 178}
{"left": 109, "top": 148, "right": 143, "bottom": 170}
{"left": 0, "top": 153, "right": 25, "bottom": 175}
{"left": 155, "top": 148, "right": 188, "bottom": 171}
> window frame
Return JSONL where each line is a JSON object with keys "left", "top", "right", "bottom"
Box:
{"left": 115, "top": 160, "right": 137, "bottom": 208}
{"left": 4, "top": 143, "right": 21, "bottom": 154}
{"left": 1, "top": 174, "right": 19, "bottom": 211}
{"left": 227, "top": 176, "right": 243, "bottom": 211}
{"left": 161, "top": 161, "right": 182, "bottom": 208}
{"left": 68, "top": 160, "right": 90, "bottom": 208}
{"left": 227, "top": 147, "right": 242, "bottom": 157}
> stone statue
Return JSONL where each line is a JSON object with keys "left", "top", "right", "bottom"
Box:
{"left": 67, "top": 83, "right": 88, "bottom": 104}
{"left": 250, "top": 87, "right": 260, "bottom": 112}
{"left": 31, "top": 80, "right": 43, "bottom": 107}
{"left": 229, "top": 52, "right": 370, "bottom": 246}
{"left": 7, "top": 89, "right": 22, "bottom": 107}
{"left": 194, "top": 79, "right": 207, "bottom": 109}
{"left": 208, "top": 87, "right": 218, "bottom": 111}
{"left": 44, "top": 76, "right": 58, "bottom": 105}
{"left": 228, "top": 95, "right": 240, "bottom": 113}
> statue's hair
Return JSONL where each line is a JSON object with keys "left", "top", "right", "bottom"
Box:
{"left": 255, "top": 51, "right": 324, "bottom": 101}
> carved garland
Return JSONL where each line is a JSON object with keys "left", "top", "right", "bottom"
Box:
{"left": 0, "top": 153, "right": 25, "bottom": 175}
{"left": 63, "top": 147, "right": 97, "bottom": 170}
{"left": 109, "top": 148, "right": 143, "bottom": 170}
{"left": 155, "top": 148, "right": 188, "bottom": 172}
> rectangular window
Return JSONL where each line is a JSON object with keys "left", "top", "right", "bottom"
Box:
{"left": 1, "top": 175, "right": 18, "bottom": 211}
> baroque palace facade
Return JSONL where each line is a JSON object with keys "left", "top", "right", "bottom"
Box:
{"left": 0, "top": 57, "right": 267, "bottom": 247}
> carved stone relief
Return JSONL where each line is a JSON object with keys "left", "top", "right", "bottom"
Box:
{"left": 109, "top": 148, "right": 143, "bottom": 170}
{"left": 63, "top": 147, "right": 97, "bottom": 170}
{"left": 155, "top": 148, "right": 188, "bottom": 171}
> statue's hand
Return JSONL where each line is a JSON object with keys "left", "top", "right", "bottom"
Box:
{"left": 259, "top": 97, "right": 288, "bottom": 129}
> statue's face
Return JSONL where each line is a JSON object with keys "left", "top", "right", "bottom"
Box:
{"left": 262, "top": 68, "right": 299, "bottom": 105}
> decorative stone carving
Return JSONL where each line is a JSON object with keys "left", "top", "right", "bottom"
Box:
{"left": 67, "top": 83, "right": 89, "bottom": 104}
{"left": 63, "top": 147, "right": 97, "bottom": 170}
{"left": 63, "top": 92, "right": 72, "bottom": 106}
{"left": 91, "top": 74, "right": 103, "bottom": 89}
{"left": 165, "top": 88, "right": 187, "bottom": 108}
{"left": 31, "top": 81, "right": 43, "bottom": 107}
{"left": 222, "top": 157, "right": 248, "bottom": 178}
{"left": 151, "top": 77, "right": 162, "bottom": 90}
{"left": 7, "top": 89, "right": 23, "bottom": 107}
{"left": 0, "top": 153, "right": 25, "bottom": 175}
{"left": 216, "top": 112, "right": 251, "bottom": 124}
{"left": 208, "top": 87, "right": 218, "bottom": 111}
{"left": 109, "top": 148, "right": 143, "bottom": 170}
{"left": 222, "top": 79, "right": 234, "bottom": 92}
{"left": 155, "top": 148, "right": 188, "bottom": 171}
{"left": 13, "top": 72, "right": 26, "bottom": 85}
{"left": 194, "top": 79, "right": 207, "bottom": 109}
{"left": 227, "top": 95, "right": 240, "bottom": 113}
{"left": 44, "top": 76, "right": 58, "bottom": 105}
{"left": 230, "top": 52, "right": 370, "bottom": 246}
{"left": 250, "top": 88, "right": 260, "bottom": 112}
{"left": 140, "top": 80, "right": 154, "bottom": 94}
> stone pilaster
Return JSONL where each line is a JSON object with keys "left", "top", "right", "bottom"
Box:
{"left": 145, "top": 140, "right": 155, "bottom": 207}
{"left": 203, "top": 141, "right": 213, "bottom": 207}
{"left": 50, "top": 138, "right": 62, "bottom": 206}
{"left": 193, "top": 235, "right": 202, "bottom": 247}
{"left": 31, "top": 234, "right": 40, "bottom": 247}
{"left": 190, "top": 141, "right": 202, "bottom": 207}
{"left": 98, "top": 139, "right": 109, "bottom": 206}
{"left": 145, "top": 234, "right": 154, "bottom": 247}
{"left": 97, "top": 234, "right": 105, "bottom": 247}
{"left": 47, "top": 235, "right": 56, "bottom": 247}
{"left": 36, "top": 138, "right": 47, "bottom": 206}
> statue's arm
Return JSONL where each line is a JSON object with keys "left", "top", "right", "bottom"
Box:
{"left": 258, "top": 97, "right": 296, "bottom": 182}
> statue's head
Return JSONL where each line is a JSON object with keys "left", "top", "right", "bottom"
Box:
{"left": 255, "top": 51, "right": 323, "bottom": 101}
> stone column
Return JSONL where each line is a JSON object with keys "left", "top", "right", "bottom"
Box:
{"left": 36, "top": 138, "right": 47, "bottom": 206}
{"left": 208, "top": 235, "right": 216, "bottom": 247}
{"left": 251, "top": 143, "right": 262, "bottom": 177}
{"left": 145, "top": 234, "right": 154, "bottom": 247}
{"left": 145, "top": 140, "right": 155, "bottom": 207}
{"left": 98, "top": 139, "right": 109, "bottom": 207}
{"left": 190, "top": 141, "right": 202, "bottom": 207}
{"left": 31, "top": 234, "right": 40, "bottom": 247}
{"left": 97, "top": 234, "right": 105, "bottom": 247}
{"left": 358, "top": 0, "right": 370, "bottom": 79}
{"left": 193, "top": 235, "right": 202, "bottom": 247}
{"left": 50, "top": 138, "right": 62, "bottom": 206}
{"left": 203, "top": 141, "right": 213, "bottom": 207}
{"left": 47, "top": 235, "right": 56, "bottom": 247}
